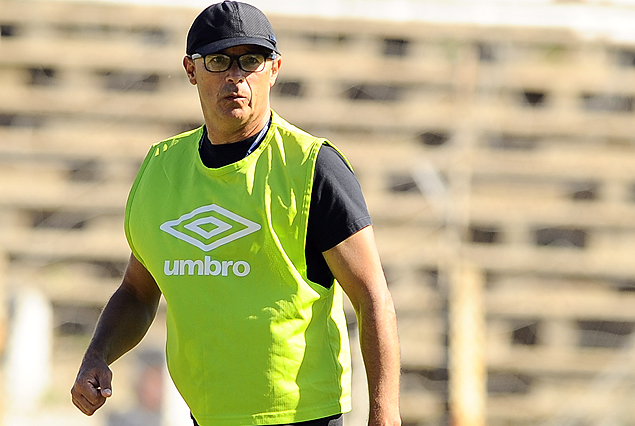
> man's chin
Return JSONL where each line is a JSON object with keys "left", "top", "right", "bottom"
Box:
{"left": 222, "top": 107, "right": 251, "bottom": 122}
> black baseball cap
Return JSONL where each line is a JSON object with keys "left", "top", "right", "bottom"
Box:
{"left": 186, "top": 1, "right": 279, "bottom": 56}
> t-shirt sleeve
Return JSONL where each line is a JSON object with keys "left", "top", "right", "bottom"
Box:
{"left": 307, "top": 143, "right": 372, "bottom": 253}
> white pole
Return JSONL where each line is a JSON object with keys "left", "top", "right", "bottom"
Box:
{"left": 5, "top": 286, "right": 53, "bottom": 413}
{"left": 448, "top": 264, "right": 487, "bottom": 426}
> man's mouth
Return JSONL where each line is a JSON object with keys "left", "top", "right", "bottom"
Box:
{"left": 224, "top": 93, "right": 247, "bottom": 102}
{"left": 221, "top": 87, "right": 247, "bottom": 101}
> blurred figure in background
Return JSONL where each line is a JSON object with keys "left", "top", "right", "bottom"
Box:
{"left": 107, "top": 350, "right": 163, "bottom": 426}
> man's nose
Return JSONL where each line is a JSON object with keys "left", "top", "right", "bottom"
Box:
{"left": 225, "top": 61, "right": 246, "bottom": 83}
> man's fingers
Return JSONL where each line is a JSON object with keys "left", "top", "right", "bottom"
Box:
{"left": 71, "top": 380, "right": 103, "bottom": 411}
{"left": 72, "top": 391, "right": 106, "bottom": 416}
{"left": 71, "top": 394, "right": 93, "bottom": 415}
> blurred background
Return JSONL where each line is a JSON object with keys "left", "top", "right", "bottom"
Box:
{"left": 2, "top": 0, "right": 635, "bottom": 425}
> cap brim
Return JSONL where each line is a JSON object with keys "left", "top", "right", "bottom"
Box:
{"left": 196, "top": 37, "right": 279, "bottom": 55}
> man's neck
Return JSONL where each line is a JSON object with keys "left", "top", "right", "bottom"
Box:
{"left": 205, "top": 112, "right": 271, "bottom": 145}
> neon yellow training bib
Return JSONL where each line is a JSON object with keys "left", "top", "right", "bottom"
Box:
{"left": 125, "top": 112, "right": 352, "bottom": 425}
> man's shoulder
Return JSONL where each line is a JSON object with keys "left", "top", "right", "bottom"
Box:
{"left": 129, "top": 127, "right": 202, "bottom": 174}
{"left": 131, "top": 126, "right": 204, "bottom": 183}
{"left": 271, "top": 111, "right": 319, "bottom": 141}
{"left": 270, "top": 112, "right": 331, "bottom": 161}
{"left": 149, "top": 126, "right": 204, "bottom": 158}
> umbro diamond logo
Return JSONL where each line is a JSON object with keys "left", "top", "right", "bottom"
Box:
{"left": 160, "top": 204, "right": 261, "bottom": 252}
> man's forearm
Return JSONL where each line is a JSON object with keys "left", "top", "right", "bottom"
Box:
{"left": 72, "top": 254, "right": 161, "bottom": 416}
{"left": 88, "top": 283, "right": 159, "bottom": 365}
{"left": 357, "top": 294, "right": 401, "bottom": 425}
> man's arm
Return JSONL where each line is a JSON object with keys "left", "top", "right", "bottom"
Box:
{"left": 323, "top": 226, "right": 401, "bottom": 426}
{"left": 71, "top": 253, "right": 162, "bottom": 416}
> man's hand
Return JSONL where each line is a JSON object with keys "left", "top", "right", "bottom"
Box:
{"left": 70, "top": 352, "right": 113, "bottom": 416}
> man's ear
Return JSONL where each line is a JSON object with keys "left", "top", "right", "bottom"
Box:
{"left": 269, "top": 56, "right": 282, "bottom": 87}
{"left": 183, "top": 56, "right": 197, "bottom": 85}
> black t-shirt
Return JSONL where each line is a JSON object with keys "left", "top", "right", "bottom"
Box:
{"left": 198, "top": 130, "right": 372, "bottom": 288}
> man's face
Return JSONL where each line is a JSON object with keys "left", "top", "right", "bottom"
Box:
{"left": 184, "top": 44, "right": 281, "bottom": 139}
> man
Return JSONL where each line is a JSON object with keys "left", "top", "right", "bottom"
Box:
{"left": 71, "top": 2, "right": 401, "bottom": 426}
